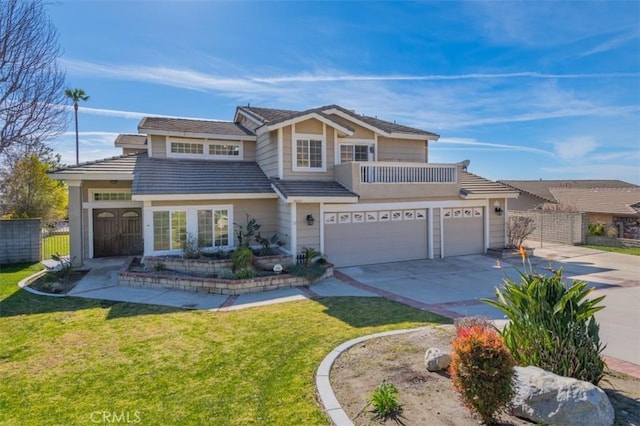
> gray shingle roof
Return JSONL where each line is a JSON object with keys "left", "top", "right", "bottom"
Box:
{"left": 498, "top": 179, "right": 639, "bottom": 203}
{"left": 460, "top": 172, "right": 520, "bottom": 196}
{"left": 49, "top": 153, "right": 141, "bottom": 178}
{"left": 238, "top": 104, "right": 438, "bottom": 138}
{"left": 271, "top": 179, "right": 358, "bottom": 199}
{"left": 548, "top": 187, "right": 640, "bottom": 216}
{"left": 138, "top": 117, "right": 255, "bottom": 137}
{"left": 115, "top": 134, "right": 147, "bottom": 147}
{"left": 132, "top": 157, "right": 274, "bottom": 195}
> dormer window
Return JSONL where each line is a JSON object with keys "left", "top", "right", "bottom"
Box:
{"left": 171, "top": 142, "right": 203, "bottom": 155}
{"left": 166, "top": 138, "right": 243, "bottom": 160}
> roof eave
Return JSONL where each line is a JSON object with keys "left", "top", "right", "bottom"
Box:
{"left": 49, "top": 172, "right": 134, "bottom": 181}
{"left": 138, "top": 128, "right": 256, "bottom": 141}
{"left": 459, "top": 191, "right": 520, "bottom": 200}
{"left": 132, "top": 192, "right": 277, "bottom": 202}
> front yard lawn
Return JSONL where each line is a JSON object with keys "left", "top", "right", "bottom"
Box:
{"left": 0, "top": 263, "right": 450, "bottom": 425}
{"left": 583, "top": 245, "right": 640, "bottom": 256}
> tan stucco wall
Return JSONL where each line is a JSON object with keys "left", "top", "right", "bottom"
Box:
{"left": 277, "top": 198, "right": 291, "bottom": 251}
{"left": 432, "top": 208, "right": 441, "bottom": 257}
{"left": 296, "top": 203, "right": 321, "bottom": 252}
{"left": 149, "top": 135, "right": 166, "bottom": 158}
{"left": 68, "top": 185, "right": 83, "bottom": 266}
{"left": 488, "top": 198, "right": 506, "bottom": 249}
{"left": 378, "top": 137, "right": 426, "bottom": 162}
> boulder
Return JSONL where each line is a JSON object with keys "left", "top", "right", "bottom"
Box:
{"left": 424, "top": 347, "right": 451, "bottom": 372}
{"left": 511, "top": 366, "right": 614, "bottom": 426}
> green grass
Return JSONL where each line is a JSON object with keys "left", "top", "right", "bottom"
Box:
{"left": 0, "top": 263, "right": 450, "bottom": 425}
{"left": 42, "top": 234, "right": 70, "bottom": 259}
{"left": 583, "top": 245, "right": 640, "bottom": 256}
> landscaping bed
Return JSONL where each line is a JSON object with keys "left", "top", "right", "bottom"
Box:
{"left": 25, "top": 266, "right": 87, "bottom": 294}
{"left": 330, "top": 327, "right": 640, "bottom": 425}
{"left": 121, "top": 255, "right": 333, "bottom": 295}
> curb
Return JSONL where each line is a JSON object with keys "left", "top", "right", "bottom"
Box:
{"left": 17, "top": 269, "right": 68, "bottom": 298}
{"left": 316, "top": 326, "right": 428, "bottom": 426}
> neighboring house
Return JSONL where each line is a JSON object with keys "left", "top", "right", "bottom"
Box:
{"left": 50, "top": 104, "right": 519, "bottom": 267}
{"left": 500, "top": 180, "right": 640, "bottom": 239}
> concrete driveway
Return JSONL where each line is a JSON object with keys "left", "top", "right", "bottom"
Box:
{"left": 336, "top": 243, "right": 640, "bottom": 368}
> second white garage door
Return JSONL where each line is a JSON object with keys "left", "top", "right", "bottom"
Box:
{"left": 442, "top": 207, "right": 484, "bottom": 257}
{"left": 324, "top": 209, "right": 428, "bottom": 267}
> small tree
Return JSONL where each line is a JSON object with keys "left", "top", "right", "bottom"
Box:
{"left": 507, "top": 216, "right": 536, "bottom": 248}
{"left": 1, "top": 154, "right": 67, "bottom": 221}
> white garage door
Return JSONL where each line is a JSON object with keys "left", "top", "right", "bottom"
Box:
{"left": 442, "top": 207, "right": 484, "bottom": 257}
{"left": 324, "top": 209, "right": 427, "bottom": 267}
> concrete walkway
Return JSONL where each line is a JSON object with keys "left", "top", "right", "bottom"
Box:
{"left": 64, "top": 257, "right": 377, "bottom": 311}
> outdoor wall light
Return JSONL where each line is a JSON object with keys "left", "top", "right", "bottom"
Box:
{"left": 306, "top": 214, "right": 315, "bottom": 226}
{"left": 494, "top": 201, "right": 503, "bottom": 216}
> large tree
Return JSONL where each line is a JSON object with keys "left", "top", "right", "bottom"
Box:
{"left": 0, "top": 0, "right": 67, "bottom": 156}
{"left": 0, "top": 153, "right": 67, "bottom": 221}
{"left": 65, "top": 88, "right": 89, "bottom": 165}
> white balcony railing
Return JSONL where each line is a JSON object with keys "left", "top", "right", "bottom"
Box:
{"left": 359, "top": 162, "right": 457, "bottom": 184}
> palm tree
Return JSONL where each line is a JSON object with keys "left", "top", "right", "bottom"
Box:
{"left": 64, "top": 88, "right": 89, "bottom": 165}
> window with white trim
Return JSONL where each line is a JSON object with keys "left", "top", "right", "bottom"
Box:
{"left": 197, "top": 208, "right": 230, "bottom": 248}
{"left": 170, "top": 142, "right": 203, "bottom": 154}
{"left": 93, "top": 192, "right": 132, "bottom": 201}
{"left": 153, "top": 211, "right": 186, "bottom": 251}
{"left": 339, "top": 144, "right": 370, "bottom": 163}
{"left": 295, "top": 137, "right": 323, "bottom": 170}
{"left": 209, "top": 143, "right": 240, "bottom": 157}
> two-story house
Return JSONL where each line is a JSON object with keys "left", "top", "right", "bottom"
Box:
{"left": 51, "top": 104, "right": 519, "bottom": 267}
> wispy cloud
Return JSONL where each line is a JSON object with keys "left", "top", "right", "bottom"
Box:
{"left": 436, "top": 137, "right": 555, "bottom": 157}
{"left": 553, "top": 136, "right": 598, "bottom": 160}
{"left": 64, "top": 59, "right": 638, "bottom": 87}
{"left": 76, "top": 106, "right": 225, "bottom": 121}
{"left": 581, "top": 31, "right": 640, "bottom": 57}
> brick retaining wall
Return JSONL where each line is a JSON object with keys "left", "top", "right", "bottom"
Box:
{"left": 0, "top": 219, "right": 41, "bottom": 265}
{"left": 120, "top": 257, "right": 333, "bottom": 295}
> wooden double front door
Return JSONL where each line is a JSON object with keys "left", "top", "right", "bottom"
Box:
{"left": 93, "top": 208, "right": 143, "bottom": 257}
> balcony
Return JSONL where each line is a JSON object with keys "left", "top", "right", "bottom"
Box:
{"left": 335, "top": 161, "right": 461, "bottom": 200}
{"left": 359, "top": 162, "right": 456, "bottom": 184}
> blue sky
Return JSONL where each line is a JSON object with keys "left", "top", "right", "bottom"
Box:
{"left": 47, "top": 1, "right": 639, "bottom": 184}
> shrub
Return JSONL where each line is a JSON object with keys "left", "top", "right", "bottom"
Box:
{"left": 233, "top": 268, "right": 255, "bottom": 280}
{"left": 231, "top": 246, "right": 254, "bottom": 272}
{"left": 453, "top": 316, "right": 494, "bottom": 333}
{"left": 216, "top": 268, "right": 234, "bottom": 279}
{"left": 367, "top": 381, "right": 400, "bottom": 420}
{"left": 507, "top": 216, "right": 536, "bottom": 248}
{"left": 450, "top": 325, "right": 515, "bottom": 424}
{"left": 234, "top": 215, "right": 261, "bottom": 247}
{"left": 299, "top": 246, "right": 324, "bottom": 268}
{"left": 181, "top": 233, "right": 200, "bottom": 259}
{"left": 481, "top": 269, "right": 606, "bottom": 384}
{"left": 588, "top": 223, "right": 606, "bottom": 236}
{"left": 287, "top": 262, "right": 326, "bottom": 282}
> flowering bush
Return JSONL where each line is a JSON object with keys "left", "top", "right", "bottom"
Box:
{"left": 450, "top": 325, "right": 515, "bottom": 424}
